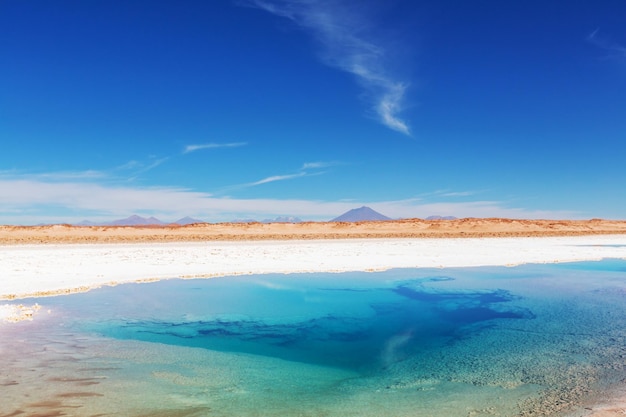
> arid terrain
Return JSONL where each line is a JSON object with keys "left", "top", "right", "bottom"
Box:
{"left": 2, "top": 218, "right": 626, "bottom": 244}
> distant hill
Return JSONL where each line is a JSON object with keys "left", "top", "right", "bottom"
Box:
{"left": 75, "top": 220, "right": 102, "bottom": 226}
{"left": 174, "top": 216, "right": 206, "bottom": 225}
{"left": 262, "top": 216, "right": 302, "bottom": 224}
{"left": 331, "top": 206, "right": 391, "bottom": 222}
{"left": 230, "top": 216, "right": 302, "bottom": 223}
{"left": 76, "top": 215, "right": 206, "bottom": 226}
{"left": 230, "top": 218, "right": 259, "bottom": 224}
{"left": 425, "top": 215, "right": 457, "bottom": 220}
{"left": 109, "top": 215, "right": 165, "bottom": 226}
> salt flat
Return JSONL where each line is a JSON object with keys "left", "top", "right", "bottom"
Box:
{"left": 2, "top": 235, "right": 626, "bottom": 300}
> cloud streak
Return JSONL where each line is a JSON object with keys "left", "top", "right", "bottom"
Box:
{"left": 300, "top": 161, "right": 339, "bottom": 170}
{"left": 0, "top": 176, "right": 581, "bottom": 225}
{"left": 246, "top": 0, "right": 411, "bottom": 135}
{"left": 249, "top": 172, "right": 308, "bottom": 186}
{"left": 183, "top": 142, "right": 247, "bottom": 154}
{"left": 587, "top": 29, "right": 626, "bottom": 58}
{"left": 222, "top": 160, "right": 333, "bottom": 192}
{"left": 19, "top": 170, "right": 108, "bottom": 181}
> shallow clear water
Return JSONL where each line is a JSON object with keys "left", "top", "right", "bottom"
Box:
{"left": 2, "top": 260, "right": 626, "bottom": 416}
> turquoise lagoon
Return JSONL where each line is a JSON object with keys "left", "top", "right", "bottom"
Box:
{"left": 2, "top": 260, "right": 626, "bottom": 416}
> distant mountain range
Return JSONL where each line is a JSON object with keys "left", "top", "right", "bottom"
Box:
{"left": 331, "top": 206, "right": 391, "bottom": 222}
{"left": 329, "top": 207, "right": 458, "bottom": 222}
{"left": 231, "top": 216, "right": 303, "bottom": 224}
{"left": 75, "top": 211, "right": 455, "bottom": 226}
{"left": 77, "top": 215, "right": 303, "bottom": 226}
{"left": 265, "top": 216, "right": 302, "bottom": 223}
{"left": 425, "top": 215, "right": 457, "bottom": 220}
{"left": 76, "top": 215, "right": 205, "bottom": 226}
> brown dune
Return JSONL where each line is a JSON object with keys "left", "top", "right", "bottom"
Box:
{"left": 1, "top": 218, "right": 626, "bottom": 245}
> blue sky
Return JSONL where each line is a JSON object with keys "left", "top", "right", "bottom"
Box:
{"left": 1, "top": 0, "right": 625, "bottom": 224}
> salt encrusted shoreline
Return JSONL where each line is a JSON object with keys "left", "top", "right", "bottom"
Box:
{"left": 0, "top": 303, "right": 41, "bottom": 322}
{"left": 1, "top": 235, "right": 625, "bottom": 302}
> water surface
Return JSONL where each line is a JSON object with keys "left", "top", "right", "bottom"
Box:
{"left": 2, "top": 260, "right": 626, "bottom": 416}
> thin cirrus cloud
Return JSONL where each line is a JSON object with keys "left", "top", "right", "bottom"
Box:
{"left": 248, "top": 172, "right": 308, "bottom": 186}
{"left": 125, "top": 157, "right": 169, "bottom": 176}
{"left": 183, "top": 142, "right": 248, "bottom": 154}
{"left": 24, "top": 170, "right": 108, "bottom": 181}
{"left": 224, "top": 161, "right": 332, "bottom": 191}
{"left": 587, "top": 29, "right": 626, "bottom": 58}
{"left": 0, "top": 177, "right": 582, "bottom": 225}
{"left": 440, "top": 191, "right": 475, "bottom": 197}
{"left": 301, "top": 161, "right": 339, "bottom": 170}
{"left": 245, "top": 0, "right": 411, "bottom": 135}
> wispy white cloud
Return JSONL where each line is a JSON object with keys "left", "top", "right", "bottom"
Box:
{"left": 2, "top": 155, "right": 169, "bottom": 187}
{"left": 246, "top": 0, "right": 411, "bottom": 135}
{"left": 108, "top": 156, "right": 170, "bottom": 182}
{"left": 130, "top": 157, "right": 169, "bottom": 176}
{"left": 222, "top": 160, "right": 332, "bottom": 192}
{"left": 0, "top": 177, "right": 582, "bottom": 225}
{"left": 115, "top": 142, "right": 247, "bottom": 181}
{"left": 0, "top": 170, "right": 108, "bottom": 182}
{"left": 301, "top": 161, "right": 326, "bottom": 170}
{"left": 441, "top": 192, "right": 474, "bottom": 197}
{"left": 249, "top": 172, "right": 308, "bottom": 186}
{"left": 301, "top": 161, "right": 341, "bottom": 170}
{"left": 587, "top": 29, "right": 626, "bottom": 58}
{"left": 183, "top": 142, "right": 247, "bottom": 154}
{"left": 414, "top": 189, "right": 487, "bottom": 199}
{"left": 114, "top": 160, "right": 143, "bottom": 171}
{"left": 434, "top": 190, "right": 478, "bottom": 198}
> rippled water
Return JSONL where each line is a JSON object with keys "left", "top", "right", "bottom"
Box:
{"left": 2, "top": 260, "right": 626, "bottom": 416}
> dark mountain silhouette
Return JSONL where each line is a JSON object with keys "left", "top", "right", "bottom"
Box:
{"left": 331, "top": 206, "right": 391, "bottom": 222}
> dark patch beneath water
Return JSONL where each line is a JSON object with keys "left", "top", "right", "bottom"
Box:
{"left": 440, "top": 306, "right": 530, "bottom": 323}
{"left": 393, "top": 283, "right": 515, "bottom": 304}
{"left": 392, "top": 282, "right": 535, "bottom": 323}
{"left": 85, "top": 277, "right": 533, "bottom": 371}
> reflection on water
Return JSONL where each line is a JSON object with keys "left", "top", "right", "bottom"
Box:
{"left": 1, "top": 260, "right": 626, "bottom": 416}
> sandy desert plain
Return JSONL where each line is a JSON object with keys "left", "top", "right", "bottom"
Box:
{"left": 2, "top": 217, "right": 626, "bottom": 244}
{"left": 2, "top": 217, "right": 626, "bottom": 416}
